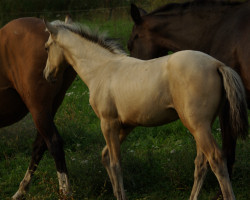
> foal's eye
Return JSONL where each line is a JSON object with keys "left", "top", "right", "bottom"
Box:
{"left": 45, "top": 46, "right": 49, "bottom": 52}
{"left": 134, "top": 34, "right": 139, "bottom": 40}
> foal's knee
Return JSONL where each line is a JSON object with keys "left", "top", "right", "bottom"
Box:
{"left": 208, "top": 150, "right": 228, "bottom": 176}
{"left": 194, "top": 154, "right": 208, "bottom": 179}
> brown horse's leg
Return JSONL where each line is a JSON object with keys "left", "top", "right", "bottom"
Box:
{"left": 220, "top": 110, "right": 237, "bottom": 180}
{"left": 12, "top": 113, "right": 70, "bottom": 199}
{"left": 32, "top": 112, "right": 70, "bottom": 196}
{"left": 222, "top": 134, "right": 236, "bottom": 184}
{"left": 190, "top": 146, "right": 208, "bottom": 200}
{"left": 193, "top": 126, "right": 235, "bottom": 200}
{"left": 12, "top": 134, "right": 47, "bottom": 199}
{"left": 101, "top": 119, "right": 128, "bottom": 200}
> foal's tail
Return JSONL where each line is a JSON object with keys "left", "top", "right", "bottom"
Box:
{"left": 217, "top": 65, "right": 248, "bottom": 139}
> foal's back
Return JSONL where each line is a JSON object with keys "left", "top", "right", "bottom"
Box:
{"left": 102, "top": 51, "right": 223, "bottom": 127}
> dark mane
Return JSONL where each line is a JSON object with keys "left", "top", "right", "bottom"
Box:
{"left": 51, "top": 21, "right": 126, "bottom": 55}
{"left": 149, "top": 0, "right": 245, "bottom": 15}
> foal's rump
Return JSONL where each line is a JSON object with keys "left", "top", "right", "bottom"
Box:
{"left": 166, "top": 50, "right": 247, "bottom": 135}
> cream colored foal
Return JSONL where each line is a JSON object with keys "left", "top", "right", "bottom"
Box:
{"left": 43, "top": 20, "right": 248, "bottom": 200}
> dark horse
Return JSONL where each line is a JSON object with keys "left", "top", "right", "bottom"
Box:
{"left": 128, "top": 1, "right": 249, "bottom": 199}
{"left": 0, "top": 17, "right": 76, "bottom": 199}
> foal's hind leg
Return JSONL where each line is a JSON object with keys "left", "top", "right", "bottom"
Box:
{"left": 12, "top": 134, "right": 47, "bottom": 200}
{"left": 212, "top": 116, "right": 237, "bottom": 200}
{"left": 193, "top": 126, "right": 235, "bottom": 200}
{"left": 190, "top": 146, "right": 208, "bottom": 200}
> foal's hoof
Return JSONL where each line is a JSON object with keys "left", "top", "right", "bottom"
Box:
{"left": 212, "top": 190, "right": 223, "bottom": 200}
{"left": 59, "top": 189, "right": 73, "bottom": 200}
{"left": 12, "top": 191, "right": 25, "bottom": 200}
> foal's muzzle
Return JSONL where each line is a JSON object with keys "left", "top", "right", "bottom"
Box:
{"left": 43, "top": 67, "right": 57, "bottom": 83}
{"left": 46, "top": 74, "right": 57, "bottom": 83}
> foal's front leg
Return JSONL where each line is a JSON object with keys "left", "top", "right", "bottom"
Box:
{"left": 102, "top": 126, "right": 133, "bottom": 198}
{"left": 101, "top": 119, "right": 126, "bottom": 200}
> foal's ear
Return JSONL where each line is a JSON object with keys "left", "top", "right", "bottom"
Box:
{"left": 131, "top": 4, "right": 147, "bottom": 24}
{"left": 44, "top": 19, "right": 58, "bottom": 36}
{"left": 65, "top": 15, "right": 73, "bottom": 24}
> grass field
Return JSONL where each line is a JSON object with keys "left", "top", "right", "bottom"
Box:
{"left": 0, "top": 18, "right": 249, "bottom": 200}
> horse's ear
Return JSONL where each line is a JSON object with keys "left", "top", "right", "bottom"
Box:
{"left": 65, "top": 15, "right": 73, "bottom": 24}
{"left": 131, "top": 3, "right": 146, "bottom": 24}
{"left": 138, "top": 7, "right": 147, "bottom": 16}
{"left": 44, "top": 19, "right": 58, "bottom": 36}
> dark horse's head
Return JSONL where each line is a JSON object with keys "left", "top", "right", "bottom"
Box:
{"left": 128, "top": 4, "right": 180, "bottom": 60}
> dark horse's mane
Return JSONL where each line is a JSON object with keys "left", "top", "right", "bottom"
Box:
{"left": 149, "top": 0, "right": 245, "bottom": 15}
{"left": 51, "top": 21, "right": 126, "bottom": 55}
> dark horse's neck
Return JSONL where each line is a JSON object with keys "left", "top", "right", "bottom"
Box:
{"left": 149, "top": 1, "right": 246, "bottom": 52}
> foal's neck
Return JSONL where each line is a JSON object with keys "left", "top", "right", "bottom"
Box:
{"left": 60, "top": 31, "right": 122, "bottom": 88}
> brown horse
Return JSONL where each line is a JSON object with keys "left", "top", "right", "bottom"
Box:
{"left": 0, "top": 17, "right": 76, "bottom": 199}
{"left": 128, "top": 1, "right": 249, "bottom": 198}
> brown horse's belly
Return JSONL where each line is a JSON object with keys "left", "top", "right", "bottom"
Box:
{"left": 0, "top": 87, "right": 28, "bottom": 127}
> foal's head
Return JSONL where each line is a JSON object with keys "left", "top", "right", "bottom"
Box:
{"left": 44, "top": 17, "right": 72, "bottom": 82}
{"left": 44, "top": 33, "right": 65, "bottom": 82}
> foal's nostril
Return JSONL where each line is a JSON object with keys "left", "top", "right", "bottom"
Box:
{"left": 47, "top": 74, "right": 57, "bottom": 83}
{"left": 43, "top": 69, "right": 56, "bottom": 83}
{"left": 127, "top": 43, "right": 131, "bottom": 51}
{"left": 127, "top": 41, "right": 132, "bottom": 52}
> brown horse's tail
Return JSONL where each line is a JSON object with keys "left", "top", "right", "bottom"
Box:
{"left": 217, "top": 65, "right": 248, "bottom": 140}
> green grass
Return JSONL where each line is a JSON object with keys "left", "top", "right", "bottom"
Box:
{"left": 0, "top": 18, "right": 250, "bottom": 200}
{"left": 1, "top": 79, "right": 249, "bottom": 200}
